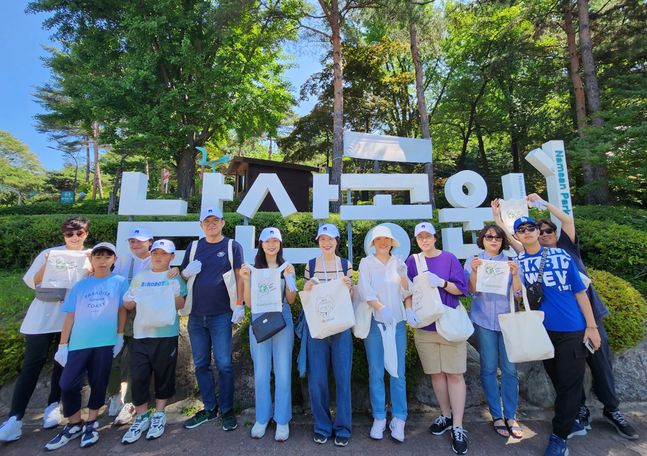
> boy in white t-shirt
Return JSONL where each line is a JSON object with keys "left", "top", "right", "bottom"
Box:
{"left": 121, "top": 240, "right": 187, "bottom": 444}
{"left": 108, "top": 227, "right": 153, "bottom": 424}
{"left": 44, "top": 243, "right": 128, "bottom": 451}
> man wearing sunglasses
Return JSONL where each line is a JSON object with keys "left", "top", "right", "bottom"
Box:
{"left": 526, "top": 194, "right": 638, "bottom": 441}
{"left": 512, "top": 215, "right": 601, "bottom": 456}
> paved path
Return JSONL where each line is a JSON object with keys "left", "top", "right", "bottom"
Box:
{"left": 2, "top": 403, "right": 645, "bottom": 455}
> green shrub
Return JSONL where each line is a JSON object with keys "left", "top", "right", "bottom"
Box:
{"left": 0, "top": 199, "right": 111, "bottom": 215}
{"left": 574, "top": 205, "right": 647, "bottom": 232}
{"left": 590, "top": 269, "right": 647, "bottom": 352}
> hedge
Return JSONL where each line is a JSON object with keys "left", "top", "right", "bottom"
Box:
{"left": 590, "top": 269, "right": 647, "bottom": 352}
{"left": 574, "top": 205, "right": 647, "bottom": 233}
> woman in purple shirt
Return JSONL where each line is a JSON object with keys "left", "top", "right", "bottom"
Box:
{"left": 404, "top": 222, "right": 469, "bottom": 455}
{"left": 464, "top": 224, "right": 522, "bottom": 439}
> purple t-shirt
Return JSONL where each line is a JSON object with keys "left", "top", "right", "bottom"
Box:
{"left": 406, "top": 251, "right": 469, "bottom": 331}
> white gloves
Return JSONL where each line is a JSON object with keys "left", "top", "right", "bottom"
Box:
{"left": 396, "top": 260, "right": 409, "bottom": 278}
{"left": 379, "top": 306, "right": 394, "bottom": 325}
{"left": 182, "top": 260, "right": 202, "bottom": 278}
{"left": 427, "top": 272, "right": 445, "bottom": 288}
{"left": 54, "top": 344, "right": 68, "bottom": 367}
{"left": 123, "top": 288, "right": 136, "bottom": 302}
{"left": 406, "top": 308, "right": 420, "bottom": 327}
{"left": 285, "top": 274, "right": 298, "bottom": 292}
{"left": 530, "top": 199, "right": 548, "bottom": 209}
{"left": 170, "top": 280, "right": 181, "bottom": 297}
{"left": 231, "top": 305, "right": 245, "bottom": 324}
{"left": 113, "top": 334, "right": 124, "bottom": 358}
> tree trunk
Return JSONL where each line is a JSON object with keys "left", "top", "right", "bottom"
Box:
{"left": 84, "top": 135, "right": 91, "bottom": 183}
{"left": 408, "top": 5, "right": 435, "bottom": 206}
{"left": 329, "top": 0, "right": 343, "bottom": 213}
{"left": 475, "top": 122, "right": 490, "bottom": 176}
{"left": 577, "top": 0, "right": 610, "bottom": 203}
{"left": 176, "top": 148, "right": 196, "bottom": 200}
{"left": 564, "top": 0, "right": 587, "bottom": 134}
{"left": 91, "top": 122, "right": 104, "bottom": 199}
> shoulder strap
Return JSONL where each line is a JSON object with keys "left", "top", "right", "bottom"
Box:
{"left": 308, "top": 258, "right": 317, "bottom": 279}
{"left": 537, "top": 248, "right": 548, "bottom": 284}
{"left": 341, "top": 258, "right": 349, "bottom": 275}
{"left": 227, "top": 239, "right": 234, "bottom": 269}
{"left": 189, "top": 240, "right": 198, "bottom": 262}
{"left": 415, "top": 253, "right": 428, "bottom": 273}
{"left": 128, "top": 257, "right": 135, "bottom": 281}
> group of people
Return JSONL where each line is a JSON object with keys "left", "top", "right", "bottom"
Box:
{"left": 0, "top": 196, "right": 638, "bottom": 456}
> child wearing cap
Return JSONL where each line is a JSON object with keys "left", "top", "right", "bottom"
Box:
{"left": 239, "top": 227, "right": 297, "bottom": 442}
{"left": 44, "top": 243, "right": 129, "bottom": 451}
{"left": 120, "top": 240, "right": 187, "bottom": 444}
{"left": 303, "top": 223, "right": 354, "bottom": 447}
{"left": 403, "top": 222, "right": 470, "bottom": 455}
{"left": 108, "top": 227, "right": 154, "bottom": 425}
{"left": 357, "top": 224, "right": 410, "bottom": 443}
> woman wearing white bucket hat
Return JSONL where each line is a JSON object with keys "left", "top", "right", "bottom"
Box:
{"left": 358, "top": 224, "right": 410, "bottom": 443}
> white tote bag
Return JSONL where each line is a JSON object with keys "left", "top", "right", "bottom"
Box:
{"left": 499, "top": 198, "right": 529, "bottom": 235}
{"left": 222, "top": 239, "right": 239, "bottom": 311}
{"left": 410, "top": 254, "right": 446, "bottom": 328}
{"left": 133, "top": 285, "right": 177, "bottom": 329}
{"left": 378, "top": 322, "right": 399, "bottom": 378}
{"left": 300, "top": 277, "right": 355, "bottom": 339}
{"left": 475, "top": 259, "right": 510, "bottom": 296}
{"left": 41, "top": 250, "right": 90, "bottom": 289}
{"left": 436, "top": 303, "right": 474, "bottom": 342}
{"left": 179, "top": 241, "right": 198, "bottom": 316}
{"left": 498, "top": 287, "right": 555, "bottom": 363}
{"left": 249, "top": 263, "right": 287, "bottom": 314}
{"left": 352, "top": 287, "right": 372, "bottom": 339}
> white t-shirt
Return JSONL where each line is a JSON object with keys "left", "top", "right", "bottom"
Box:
{"left": 113, "top": 254, "right": 152, "bottom": 283}
{"left": 20, "top": 246, "right": 91, "bottom": 335}
{"left": 358, "top": 255, "right": 407, "bottom": 324}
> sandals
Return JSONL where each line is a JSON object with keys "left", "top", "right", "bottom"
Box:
{"left": 505, "top": 418, "right": 523, "bottom": 439}
{"left": 493, "top": 419, "right": 509, "bottom": 438}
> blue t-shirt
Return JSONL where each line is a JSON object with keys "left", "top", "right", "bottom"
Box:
{"left": 516, "top": 247, "right": 587, "bottom": 332}
{"left": 62, "top": 274, "right": 129, "bottom": 351}
{"left": 180, "top": 237, "right": 243, "bottom": 316}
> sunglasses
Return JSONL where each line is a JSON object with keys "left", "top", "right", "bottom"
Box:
{"left": 515, "top": 226, "right": 537, "bottom": 234}
{"left": 484, "top": 235, "right": 503, "bottom": 241}
{"left": 63, "top": 230, "right": 86, "bottom": 238}
{"left": 539, "top": 228, "right": 555, "bottom": 235}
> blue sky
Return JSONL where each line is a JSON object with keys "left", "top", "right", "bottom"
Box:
{"left": 0, "top": 2, "right": 321, "bottom": 171}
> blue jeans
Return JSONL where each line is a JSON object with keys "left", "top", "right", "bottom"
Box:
{"left": 188, "top": 312, "right": 234, "bottom": 413}
{"left": 475, "top": 324, "right": 518, "bottom": 420}
{"left": 364, "top": 318, "right": 407, "bottom": 421}
{"left": 307, "top": 328, "right": 353, "bottom": 438}
{"left": 249, "top": 304, "right": 294, "bottom": 425}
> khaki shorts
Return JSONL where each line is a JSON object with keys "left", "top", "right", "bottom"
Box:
{"left": 414, "top": 329, "right": 467, "bottom": 374}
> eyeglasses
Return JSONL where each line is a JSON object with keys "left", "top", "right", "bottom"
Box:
{"left": 515, "top": 226, "right": 537, "bottom": 234}
{"left": 63, "top": 230, "right": 86, "bottom": 238}
{"left": 484, "top": 235, "right": 503, "bottom": 241}
{"left": 539, "top": 228, "right": 555, "bottom": 235}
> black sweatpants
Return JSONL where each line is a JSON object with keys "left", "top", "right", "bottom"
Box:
{"left": 543, "top": 330, "right": 587, "bottom": 439}
{"left": 130, "top": 336, "right": 178, "bottom": 406}
{"left": 581, "top": 321, "right": 620, "bottom": 411}
{"left": 10, "top": 332, "right": 62, "bottom": 419}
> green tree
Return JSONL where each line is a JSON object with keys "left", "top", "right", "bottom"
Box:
{"left": 0, "top": 131, "right": 46, "bottom": 205}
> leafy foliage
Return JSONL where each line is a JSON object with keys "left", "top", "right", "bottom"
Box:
{"left": 0, "top": 131, "right": 46, "bottom": 205}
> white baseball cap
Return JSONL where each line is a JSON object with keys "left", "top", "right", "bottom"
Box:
{"left": 259, "top": 227, "right": 283, "bottom": 242}
{"left": 199, "top": 206, "right": 224, "bottom": 222}
{"left": 91, "top": 242, "right": 117, "bottom": 255}
{"left": 316, "top": 223, "right": 340, "bottom": 240}
{"left": 150, "top": 239, "right": 176, "bottom": 254}
{"left": 414, "top": 222, "right": 436, "bottom": 237}
{"left": 127, "top": 227, "right": 153, "bottom": 241}
{"left": 369, "top": 225, "right": 400, "bottom": 247}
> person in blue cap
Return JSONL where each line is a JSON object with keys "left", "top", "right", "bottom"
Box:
{"left": 302, "top": 223, "right": 354, "bottom": 447}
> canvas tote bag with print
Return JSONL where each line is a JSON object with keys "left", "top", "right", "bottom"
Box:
{"left": 410, "top": 253, "right": 446, "bottom": 328}
{"left": 249, "top": 263, "right": 288, "bottom": 314}
{"left": 179, "top": 241, "right": 198, "bottom": 316}
{"left": 301, "top": 277, "right": 355, "bottom": 339}
{"left": 475, "top": 259, "right": 511, "bottom": 296}
{"left": 436, "top": 303, "right": 474, "bottom": 343}
{"left": 498, "top": 286, "right": 554, "bottom": 363}
{"left": 133, "top": 285, "right": 177, "bottom": 330}
{"left": 499, "top": 198, "right": 529, "bottom": 235}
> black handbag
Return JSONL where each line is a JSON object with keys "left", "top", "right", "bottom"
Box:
{"left": 35, "top": 286, "right": 67, "bottom": 302}
{"left": 527, "top": 249, "right": 548, "bottom": 310}
{"left": 251, "top": 311, "right": 286, "bottom": 343}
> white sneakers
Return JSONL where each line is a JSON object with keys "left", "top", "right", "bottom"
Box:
{"left": 251, "top": 421, "right": 268, "bottom": 438}
{"left": 108, "top": 394, "right": 124, "bottom": 417}
{"left": 275, "top": 423, "right": 289, "bottom": 442}
{"left": 122, "top": 413, "right": 150, "bottom": 444}
{"left": 114, "top": 403, "right": 137, "bottom": 425}
{"left": 43, "top": 402, "right": 63, "bottom": 429}
{"left": 370, "top": 418, "right": 387, "bottom": 440}
{"left": 389, "top": 417, "right": 406, "bottom": 442}
{"left": 0, "top": 416, "right": 22, "bottom": 442}
{"left": 146, "top": 412, "right": 166, "bottom": 440}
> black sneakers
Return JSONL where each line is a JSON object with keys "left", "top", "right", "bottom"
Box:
{"left": 578, "top": 405, "right": 592, "bottom": 430}
{"left": 183, "top": 408, "right": 217, "bottom": 429}
{"left": 603, "top": 409, "right": 639, "bottom": 440}
{"left": 451, "top": 426, "right": 468, "bottom": 455}
{"left": 429, "top": 415, "right": 453, "bottom": 435}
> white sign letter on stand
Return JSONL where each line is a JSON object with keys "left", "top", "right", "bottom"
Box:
{"left": 501, "top": 173, "right": 527, "bottom": 200}
{"left": 201, "top": 173, "right": 234, "bottom": 215}
{"left": 312, "top": 174, "right": 339, "bottom": 220}
{"left": 444, "top": 171, "right": 487, "bottom": 208}
{"left": 118, "top": 172, "right": 188, "bottom": 216}
{"left": 236, "top": 173, "right": 298, "bottom": 219}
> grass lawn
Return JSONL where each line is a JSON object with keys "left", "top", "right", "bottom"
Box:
{"left": 0, "top": 270, "right": 33, "bottom": 386}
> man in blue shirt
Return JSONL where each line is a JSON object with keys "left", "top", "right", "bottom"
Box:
{"left": 512, "top": 217, "right": 601, "bottom": 456}
{"left": 180, "top": 207, "right": 244, "bottom": 432}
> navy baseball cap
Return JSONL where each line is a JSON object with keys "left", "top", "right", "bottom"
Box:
{"left": 513, "top": 216, "right": 537, "bottom": 232}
